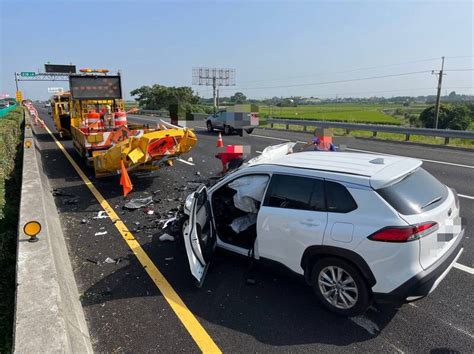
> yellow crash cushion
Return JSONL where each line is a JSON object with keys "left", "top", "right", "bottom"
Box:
{"left": 87, "top": 134, "right": 104, "bottom": 143}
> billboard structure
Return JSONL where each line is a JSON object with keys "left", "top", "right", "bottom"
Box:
{"left": 45, "top": 64, "right": 76, "bottom": 74}
{"left": 192, "top": 67, "right": 235, "bottom": 110}
{"left": 69, "top": 75, "right": 122, "bottom": 99}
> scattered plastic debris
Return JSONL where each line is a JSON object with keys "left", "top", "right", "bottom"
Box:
{"left": 86, "top": 258, "right": 100, "bottom": 265}
{"left": 63, "top": 198, "right": 79, "bottom": 205}
{"left": 187, "top": 157, "right": 193, "bottom": 162}
{"left": 145, "top": 209, "right": 154, "bottom": 215}
{"left": 246, "top": 278, "right": 256, "bottom": 285}
{"left": 165, "top": 257, "right": 174, "bottom": 261}
{"left": 161, "top": 216, "right": 177, "bottom": 229}
{"left": 81, "top": 219, "right": 87, "bottom": 224}
{"left": 94, "top": 231, "right": 108, "bottom": 236}
{"left": 52, "top": 189, "right": 76, "bottom": 197}
{"left": 104, "top": 257, "right": 116, "bottom": 264}
{"left": 94, "top": 210, "right": 109, "bottom": 219}
{"left": 159, "top": 233, "right": 175, "bottom": 242}
{"left": 124, "top": 196, "right": 153, "bottom": 210}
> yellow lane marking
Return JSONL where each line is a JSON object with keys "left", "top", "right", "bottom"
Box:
{"left": 41, "top": 123, "right": 221, "bottom": 353}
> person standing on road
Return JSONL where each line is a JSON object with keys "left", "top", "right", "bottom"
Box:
{"left": 302, "top": 129, "right": 336, "bottom": 151}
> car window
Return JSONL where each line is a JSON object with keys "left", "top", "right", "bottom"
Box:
{"left": 377, "top": 168, "right": 448, "bottom": 215}
{"left": 264, "top": 174, "right": 325, "bottom": 211}
{"left": 325, "top": 181, "right": 357, "bottom": 213}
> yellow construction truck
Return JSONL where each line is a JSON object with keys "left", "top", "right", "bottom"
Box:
{"left": 63, "top": 69, "right": 197, "bottom": 177}
{"left": 50, "top": 91, "right": 72, "bottom": 138}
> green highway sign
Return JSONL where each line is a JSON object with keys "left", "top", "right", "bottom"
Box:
{"left": 20, "top": 72, "right": 36, "bottom": 77}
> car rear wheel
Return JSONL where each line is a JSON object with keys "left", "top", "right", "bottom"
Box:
{"left": 206, "top": 121, "right": 213, "bottom": 132}
{"left": 311, "top": 257, "right": 369, "bottom": 316}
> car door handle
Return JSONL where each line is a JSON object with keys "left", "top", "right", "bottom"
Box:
{"left": 300, "top": 221, "right": 320, "bottom": 227}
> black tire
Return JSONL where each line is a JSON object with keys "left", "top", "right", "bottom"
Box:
{"left": 310, "top": 257, "right": 370, "bottom": 317}
{"left": 206, "top": 121, "right": 213, "bottom": 132}
{"left": 238, "top": 129, "right": 243, "bottom": 137}
{"left": 224, "top": 124, "right": 231, "bottom": 135}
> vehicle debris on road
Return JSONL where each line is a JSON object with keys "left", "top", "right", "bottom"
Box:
{"left": 94, "top": 231, "right": 108, "bottom": 236}
{"left": 159, "top": 233, "right": 175, "bottom": 242}
{"left": 124, "top": 196, "right": 153, "bottom": 210}
{"left": 94, "top": 210, "right": 109, "bottom": 219}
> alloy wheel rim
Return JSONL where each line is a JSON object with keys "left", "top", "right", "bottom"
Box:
{"left": 318, "top": 266, "right": 358, "bottom": 309}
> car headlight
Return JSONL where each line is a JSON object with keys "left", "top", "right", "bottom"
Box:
{"left": 184, "top": 193, "right": 194, "bottom": 214}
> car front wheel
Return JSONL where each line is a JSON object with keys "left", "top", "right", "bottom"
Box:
{"left": 311, "top": 257, "right": 370, "bottom": 316}
{"left": 224, "top": 125, "right": 231, "bottom": 135}
{"left": 206, "top": 121, "right": 213, "bottom": 132}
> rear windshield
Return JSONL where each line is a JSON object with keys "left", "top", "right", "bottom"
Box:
{"left": 377, "top": 168, "right": 448, "bottom": 215}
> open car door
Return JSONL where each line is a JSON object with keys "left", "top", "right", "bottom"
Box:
{"left": 183, "top": 185, "right": 216, "bottom": 287}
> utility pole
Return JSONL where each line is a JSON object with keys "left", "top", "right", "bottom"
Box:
{"left": 212, "top": 77, "right": 217, "bottom": 113}
{"left": 14, "top": 72, "right": 19, "bottom": 91}
{"left": 216, "top": 86, "right": 220, "bottom": 111}
{"left": 432, "top": 56, "right": 445, "bottom": 129}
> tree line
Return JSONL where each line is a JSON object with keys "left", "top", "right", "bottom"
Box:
{"left": 131, "top": 84, "right": 473, "bottom": 130}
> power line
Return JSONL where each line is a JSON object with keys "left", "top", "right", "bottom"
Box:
{"left": 218, "top": 70, "right": 433, "bottom": 91}
{"left": 238, "top": 57, "right": 442, "bottom": 84}
{"left": 444, "top": 68, "right": 474, "bottom": 72}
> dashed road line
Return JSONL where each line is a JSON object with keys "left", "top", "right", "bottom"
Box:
{"left": 40, "top": 123, "right": 221, "bottom": 353}
{"left": 247, "top": 132, "right": 474, "bottom": 170}
{"left": 345, "top": 147, "right": 474, "bottom": 169}
{"left": 454, "top": 263, "right": 474, "bottom": 274}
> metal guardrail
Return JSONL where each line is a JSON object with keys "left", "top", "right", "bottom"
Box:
{"left": 135, "top": 109, "right": 210, "bottom": 121}
{"left": 265, "top": 118, "right": 474, "bottom": 144}
{"left": 137, "top": 109, "right": 169, "bottom": 117}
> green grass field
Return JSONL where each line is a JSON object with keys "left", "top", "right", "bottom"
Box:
{"left": 0, "top": 107, "right": 23, "bottom": 352}
{"left": 258, "top": 103, "right": 423, "bottom": 125}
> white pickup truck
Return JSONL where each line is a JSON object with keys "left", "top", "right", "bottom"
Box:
{"left": 206, "top": 105, "right": 259, "bottom": 136}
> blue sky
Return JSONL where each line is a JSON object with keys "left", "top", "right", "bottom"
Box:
{"left": 1, "top": 0, "right": 472, "bottom": 100}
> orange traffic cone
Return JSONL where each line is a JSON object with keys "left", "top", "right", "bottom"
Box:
{"left": 120, "top": 160, "right": 133, "bottom": 197}
{"left": 216, "top": 132, "right": 224, "bottom": 147}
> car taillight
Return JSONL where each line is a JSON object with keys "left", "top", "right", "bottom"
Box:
{"left": 368, "top": 222, "right": 438, "bottom": 242}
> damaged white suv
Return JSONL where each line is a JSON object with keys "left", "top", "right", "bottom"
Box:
{"left": 182, "top": 144, "right": 464, "bottom": 316}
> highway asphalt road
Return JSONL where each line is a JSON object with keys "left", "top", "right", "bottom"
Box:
{"left": 34, "top": 107, "right": 473, "bottom": 352}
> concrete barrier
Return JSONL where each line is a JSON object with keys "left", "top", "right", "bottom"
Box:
{"left": 14, "top": 110, "right": 93, "bottom": 353}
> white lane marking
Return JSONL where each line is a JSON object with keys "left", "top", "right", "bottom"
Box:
{"left": 177, "top": 158, "right": 195, "bottom": 166}
{"left": 246, "top": 132, "right": 474, "bottom": 170}
{"left": 458, "top": 194, "right": 474, "bottom": 200}
{"left": 454, "top": 262, "right": 474, "bottom": 274}
{"left": 345, "top": 147, "right": 474, "bottom": 169}
{"left": 350, "top": 315, "right": 380, "bottom": 335}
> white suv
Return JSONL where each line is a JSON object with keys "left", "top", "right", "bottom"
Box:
{"left": 182, "top": 146, "right": 464, "bottom": 316}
